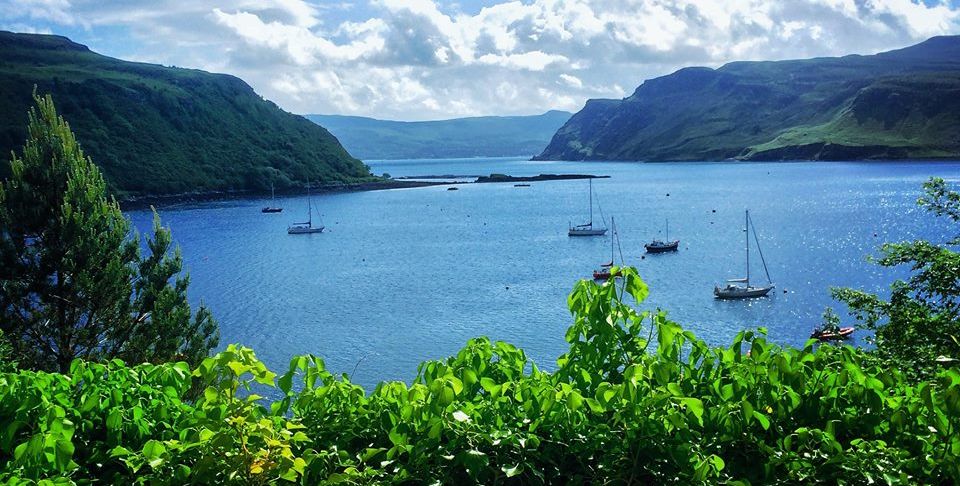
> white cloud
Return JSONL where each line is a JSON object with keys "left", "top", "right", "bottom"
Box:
{"left": 2, "top": 0, "right": 959, "bottom": 120}
{"left": 559, "top": 73, "right": 583, "bottom": 88}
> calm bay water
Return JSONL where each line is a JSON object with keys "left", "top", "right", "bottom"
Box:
{"left": 128, "top": 158, "right": 958, "bottom": 389}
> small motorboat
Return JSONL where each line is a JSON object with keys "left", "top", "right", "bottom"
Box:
{"left": 811, "top": 327, "right": 855, "bottom": 341}
{"left": 447, "top": 187, "right": 459, "bottom": 191}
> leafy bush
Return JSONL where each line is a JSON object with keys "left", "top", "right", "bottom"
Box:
{"left": 2, "top": 268, "right": 959, "bottom": 484}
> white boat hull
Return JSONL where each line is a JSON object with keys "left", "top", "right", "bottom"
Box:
{"left": 714, "top": 284, "right": 774, "bottom": 299}
{"left": 569, "top": 228, "right": 607, "bottom": 237}
{"left": 287, "top": 226, "right": 324, "bottom": 234}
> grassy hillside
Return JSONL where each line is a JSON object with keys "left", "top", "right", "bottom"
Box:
{"left": 535, "top": 36, "right": 960, "bottom": 161}
{"left": 0, "top": 31, "right": 372, "bottom": 198}
{"left": 307, "top": 111, "right": 571, "bottom": 160}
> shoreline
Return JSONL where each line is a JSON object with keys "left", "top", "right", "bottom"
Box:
{"left": 118, "top": 179, "right": 445, "bottom": 210}
{"left": 118, "top": 173, "right": 608, "bottom": 210}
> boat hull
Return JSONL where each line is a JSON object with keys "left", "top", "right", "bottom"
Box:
{"left": 645, "top": 240, "right": 679, "bottom": 253}
{"left": 714, "top": 284, "right": 774, "bottom": 299}
{"left": 592, "top": 270, "right": 621, "bottom": 280}
{"left": 261, "top": 207, "right": 283, "bottom": 213}
{"left": 569, "top": 228, "right": 607, "bottom": 237}
{"left": 811, "top": 327, "right": 855, "bottom": 341}
{"left": 287, "top": 226, "right": 324, "bottom": 234}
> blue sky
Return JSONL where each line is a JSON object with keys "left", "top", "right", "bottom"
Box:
{"left": 2, "top": 0, "right": 960, "bottom": 120}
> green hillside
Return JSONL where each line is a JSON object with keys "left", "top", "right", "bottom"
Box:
{"left": 0, "top": 31, "right": 372, "bottom": 198}
{"left": 306, "top": 111, "right": 571, "bottom": 160}
{"left": 535, "top": 36, "right": 960, "bottom": 161}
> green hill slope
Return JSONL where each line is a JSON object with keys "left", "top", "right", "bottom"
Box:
{"left": 0, "top": 31, "right": 372, "bottom": 198}
{"left": 535, "top": 36, "right": 960, "bottom": 161}
{"left": 306, "top": 111, "right": 571, "bottom": 160}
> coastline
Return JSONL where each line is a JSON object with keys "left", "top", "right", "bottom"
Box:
{"left": 117, "top": 173, "right": 608, "bottom": 210}
{"left": 118, "top": 179, "right": 445, "bottom": 210}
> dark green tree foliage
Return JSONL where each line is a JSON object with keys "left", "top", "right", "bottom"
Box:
{"left": 1, "top": 270, "right": 960, "bottom": 484}
{"left": 833, "top": 177, "right": 960, "bottom": 380}
{"left": 0, "top": 94, "right": 218, "bottom": 372}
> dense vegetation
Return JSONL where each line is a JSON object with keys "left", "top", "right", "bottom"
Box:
{"left": 0, "top": 31, "right": 372, "bottom": 198}
{"left": 0, "top": 94, "right": 218, "bottom": 373}
{"left": 1, "top": 269, "right": 959, "bottom": 484}
{"left": 306, "top": 111, "right": 571, "bottom": 160}
{"left": 536, "top": 36, "right": 960, "bottom": 161}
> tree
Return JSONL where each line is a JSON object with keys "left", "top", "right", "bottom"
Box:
{"left": 832, "top": 177, "right": 960, "bottom": 380}
{"left": 0, "top": 93, "right": 218, "bottom": 373}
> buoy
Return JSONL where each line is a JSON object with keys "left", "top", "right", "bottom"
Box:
{"left": 712, "top": 209, "right": 716, "bottom": 213}
{"left": 666, "top": 193, "right": 670, "bottom": 196}
{"left": 505, "top": 286, "right": 510, "bottom": 289}
{"left": 783, "top": 289, "right": 787, "bottom": 293}
{"left": 641, "top": 255, "right": 645, "bottom": 260}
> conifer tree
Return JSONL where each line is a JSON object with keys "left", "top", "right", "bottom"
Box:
{"left": 0, "top": 93, "right": 218, "bottom": 372}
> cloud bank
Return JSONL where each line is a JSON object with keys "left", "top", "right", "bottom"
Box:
{"left": 2, "top": 0, "right": 960, "bottom": 119}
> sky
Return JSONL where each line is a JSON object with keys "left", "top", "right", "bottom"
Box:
{"left": 2, "top": 0, "right": 960, "bottom": 120}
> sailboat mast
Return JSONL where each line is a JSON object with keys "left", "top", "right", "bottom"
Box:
{"left": 748, "top": 211, "right": 773, "bottom": 284}
{"left": 307, "top": 182, "right": 312, "bottom": 226}
{"left": 588, "top": 178, "right": 593, "bottom": 226}
{"left": 610, "top": 216, "right": 615, "bottom": 263}
{"left": 271, "top": 181, "right": 275, "bottom": 201}
{"left": 745, "top": 210, "right": 750, "bottom": 286}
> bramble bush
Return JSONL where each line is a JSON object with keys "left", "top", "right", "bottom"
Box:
{"left": 2, "top": 268, "right": 959, "bottom": 484}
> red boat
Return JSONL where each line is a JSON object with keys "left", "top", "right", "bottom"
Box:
{"left": 811, "top": 327, "right": 855, "bottom": 341}
{"left": 592, "top": 217, "right": 623, "bottom": 280}
{"left": 593, "top": 263, "right": 621, "bottom": 280}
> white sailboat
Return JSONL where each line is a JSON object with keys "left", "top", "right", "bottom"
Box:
{"left": 714, "top": 210, "right": 774, "bottom": 299}
{"left": 568, "top": 178, "right": 607, "bottom": 237}
{"left": 287, "top": 183, "right": 324, "bottom": 234}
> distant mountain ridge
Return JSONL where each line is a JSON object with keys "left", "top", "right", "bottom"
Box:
{"left": 535, "top": 36, "right": 960, "bottom": 162}
{"left": 307, "top": 111, "right": 571, "bottom": 160}
{"left": 0, "top": 31, "right": 371, "bottom": 198}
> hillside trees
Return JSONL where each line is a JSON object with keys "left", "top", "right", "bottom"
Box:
{"left": 0, "top": 94, "right": 218, "bottom": 372}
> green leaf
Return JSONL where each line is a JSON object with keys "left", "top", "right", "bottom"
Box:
{"left": 142, "top": 440, "right": 165, "bottom": 460}
{"left": 502, "top": 464, "right": 523, "bottom": 477}
{"left": 566, "top": 391, "right": 584, "bottom": 411}
{"left": 753, "top": 411, "right": 771, "bottom": 431}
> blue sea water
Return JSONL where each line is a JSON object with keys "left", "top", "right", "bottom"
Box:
{"left": 127, "top": 157, "right": 959, "bottom": 389}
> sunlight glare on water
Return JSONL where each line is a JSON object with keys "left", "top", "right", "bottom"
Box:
{"left": 127, "top": 158, "right": 959, "bottom": 389}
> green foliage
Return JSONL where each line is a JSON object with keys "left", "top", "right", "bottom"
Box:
{"left": 0, "top": 32, "right": 372, "bottom": 198}
{"left": 0, "top": 94, "right": 218, "bottom": 373}
{"left": 307, "top": 111, "right": 571, "bottom": 160}
{"left": 2, "top": 268, "right": 959, "bottom": 484}
{"left": 536, "top": 36, "right": 960, "bottom": 161}
{"left": 833, "top": 177, "right": 960, "bottom": 380}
